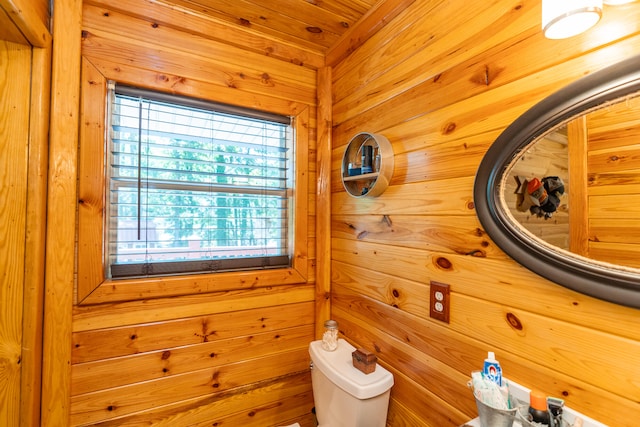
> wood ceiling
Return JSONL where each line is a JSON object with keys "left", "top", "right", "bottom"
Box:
{"left": 155, "top": 0, "right": 414, "bottom": 67}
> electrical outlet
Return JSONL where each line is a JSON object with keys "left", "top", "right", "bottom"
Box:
{"left": 429, "top": 281, "right": 450, "bottom": 323}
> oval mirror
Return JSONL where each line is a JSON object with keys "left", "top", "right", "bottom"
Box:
{"left": 474, "top": 54, "right": 640, "bottom": 308}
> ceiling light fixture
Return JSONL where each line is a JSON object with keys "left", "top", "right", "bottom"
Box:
{"left": 542, "top": 0, "right": 603, "bottom": 39}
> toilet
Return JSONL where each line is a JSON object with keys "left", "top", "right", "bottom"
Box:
{"left": 309, "top": 338, "right": 394, "bottom": 427}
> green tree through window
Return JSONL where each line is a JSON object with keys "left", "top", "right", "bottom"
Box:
{"left": 108, "top": 85, "right": 292, "bottom": 278}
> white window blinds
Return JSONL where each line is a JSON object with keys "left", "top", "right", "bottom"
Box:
{"left": 107, "top": 85, "right": 292, "bottom": 278}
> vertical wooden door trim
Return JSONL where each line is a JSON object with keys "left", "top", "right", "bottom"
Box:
{"left": 42, "top": 0, "right": 82, "bottom": 425}
{"left": 76, "top": 58, "right": 107, "bottom": 302}
{"left": 21, "top": 43, "right": 51, "bottom": 427}
{"left": 315, "top": 66, "right": 332, "bottom": 338}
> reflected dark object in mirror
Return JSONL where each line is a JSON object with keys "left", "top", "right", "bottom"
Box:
{"left": 474, "top": 54, "right": 640, "bottom": 308}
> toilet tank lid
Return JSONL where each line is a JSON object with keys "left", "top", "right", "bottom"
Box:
{"left": 309, "top": 339, "right": 394, "bottom": 399}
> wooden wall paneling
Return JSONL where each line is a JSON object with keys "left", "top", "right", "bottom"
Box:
{"left": 84, "top": 57, "right": 308, "bottom": 118}
{"left": 82, "top": 269, "right": 310, "bottom": 304}
{"left": 587, "top": 102, "right": 640, "bottom": 266}
{"left": 72, "top": 302, "right": 314, "bottom": 363}
{"left": 81, "top": 4, "right": 317, "bottom": 104}
{"left": 589, "top": 145, "right": 640, "bottom": 175}
{"left": 71, "top": 324, "right": 313, "bottom": 395}
{"left": 387, "top": 130, "right": 500, "bottom": 185}
{"left": 329, "top": 0, "right": 640, "bottom": 426}
{"left": 21, "top": 43, "right": 52, "bottom": 427}
{"left": 94, "top": 372, "right": 314, "bottom": 427}
{"left": 386, "top": 398, "right": 431, "bottom": 427}
{"left": 589, "top": 127, "right": 640, "bottom": 152}
{"left": 332, "top": 175, "right": 476, "bottom": 217}
{"left": 333, "top": 236, "right": 640, "bottom": 342}
{"left": 72, "top": 284, "right": 315, "bottom": 332}
{"left": 301, "top": 0, "right": 373, "bottom": 17}
{"left": 582, "top": 153, "right": 640, "bottom": 265}
{"left": 588, "top": 171, "right": 640, "bottom": 262}
{"left": 70, "top": 348, "right": 310, "bottom": 425}
{"left": 316, "top": 66, "right": 332, "bottom": 337}
{"left": 332, "top": 260, "right": 430, "bottom": 318}
{"left": 332, "top": 2, "right": 640, "bottom": 130}
{"left": 42, "top": 0, "right": 83, "bottom": 424}
{"left": 80, "top": 33, "right": 316, "bottom": 106}
{"left": 202, "top": 0, "right": 359, "bottom": 42}
{"left": 589, "top": 218, "right": 640, "bottom": 245}
{"left": 149, "top": 0, "right": 341, "bottom": 50}
{"left": 332, "top": 214, "right": 508, "bottom": 260}
{"left": 588, "top": 194, "right": 640, "bottom": 225}
{"left": 388, "top": 368, "right": 465, "bottom": 427}
{"left": 331, "top": 0, "right": 541, "bottom": 122}
{"left": 587, "top": 99, "right": 640, "bottom": 144}
{"left": 331, "top": 285, "right": 640, "bottom": 425}
{"left": 84, "top": 0, "right": 324, "bottom": 69}
{"left": 331, "top": 302, "right": 475, "bottom": 425}
{"left": 329, "top": 129, "right": 498, "bottom": 195}
{"left": 587, "top": 242, "right": 640, "bottom": 269}
{"left": 67, "top": 2, "right": 320, "bottom": 423}
{"left": 325, "top": 0, "right": 418, "bottom": 67}
{"left": 332, "top": 29, "right": 640, "bottom": 162}
{"left": 587, "top": 173, "right": 640, "bottom": 196}
{"left": 0, "top": 39, "right": 31, "bottom": 427}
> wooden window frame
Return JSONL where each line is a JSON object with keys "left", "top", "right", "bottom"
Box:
{"left": 77, "top": 58, "right": 309, "bottom": 304}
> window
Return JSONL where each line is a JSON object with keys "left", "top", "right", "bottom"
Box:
{"left": 107, "top": 85, "right": 293, "bottom": 278}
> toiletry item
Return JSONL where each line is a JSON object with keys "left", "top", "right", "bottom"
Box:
{"left": 322, "top": 320, "right": 338, "bottom": 351}
{"left": 347, "top": 163, "right": 361, "bottom": 176}
{"left": 361, "top": 145, "right": 373, "bottom": 174}
{"left": 374, "top": 153, "right": 381, "bottom": 172}
{"left": 528, "top": 390, "right": 551, "bottom": 426}
{"left": 470, "top": 371, "right": 511, "bottom": 410}
{"left": 483, "top": 351, "right": 503, "bottom": 386}
{"left": 547, "top": 396, "right": 564, "bottom": 427}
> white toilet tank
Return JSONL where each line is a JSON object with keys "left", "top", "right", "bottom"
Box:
{"left": 309, "top": 338, "right": 394, "bottom": 427}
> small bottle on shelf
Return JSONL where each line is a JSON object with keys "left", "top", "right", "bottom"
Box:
{"left": 361, "top": 145, "right": 373, "bottom": 174}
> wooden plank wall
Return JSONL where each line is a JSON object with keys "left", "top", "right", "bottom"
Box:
{"left": 586, "top": 100, "right": 640, "bottom": 268}
{"left": 57, "top": 0, "right": 318, "bottom": 425}
{"left": 329, "top": 0, "right": 640, "bottom": 426}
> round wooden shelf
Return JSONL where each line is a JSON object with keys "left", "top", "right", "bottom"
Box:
{"left": 341, "top": 132, "right": 394, "bottom": 198}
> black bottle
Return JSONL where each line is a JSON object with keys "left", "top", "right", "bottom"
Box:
{"left": 529, "top": 390, "right": 550, "bottom": 426}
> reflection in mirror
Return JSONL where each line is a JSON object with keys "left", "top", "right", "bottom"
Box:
{"left": 501, "top": 95, "right": 640, "bottom": 270}
{"left": 503, "top": 127, "right": 569, "bottom": 249}
{"left": 473, "top": 53, "right": 640, "bottom": 308}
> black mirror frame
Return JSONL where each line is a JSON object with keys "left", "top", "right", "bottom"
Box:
{"left": 474, "top": 54, "right": 640, "bottom": 309}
